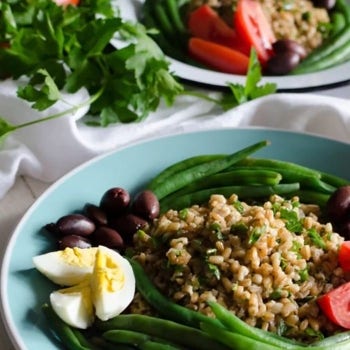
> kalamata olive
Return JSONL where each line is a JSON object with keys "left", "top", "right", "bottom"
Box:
{"left": 326, "top": 186, "right": 350, "bottom": 222}
{"left": 272, "top": 39, "right": 307, "bottom": 59}
{"left": 44, "top": 222, "right": 60, "bottom": 235}
{"left": 100, "top": 187, "right": 130, "bottom": 217}
{"left": 313, "top": 0, "right": 336, "bottom": 9}
{"left": 92, "top": 226, "right": 124, "bottom": 249}
{"left": 337, "top": 221, "right": 350, "bottom": 240}
{"left": 84, "top": 203, "right": 108, "bottom": 226}
{"left": 58, "top": 234, "right": 92, "bottom": 249}
{"left": 266, "top": 51, "right": 301, "bottom": 75}
{"left": 110, "top": 213, "right": 148, "bottom": 242}
{"left": 56, "top": 214, "right": 96, "bottom": 236}
{"left": 131, "top": 190, "right": 160, "bottom": 220}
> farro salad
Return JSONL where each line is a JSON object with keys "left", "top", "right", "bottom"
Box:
{"left": 32, "top": 140, "right": 350, "bottom": 349}
{"left": 141, "top": 0, "right": 350, "bottom": 75}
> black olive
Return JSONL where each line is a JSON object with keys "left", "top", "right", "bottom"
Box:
{"left": 272, "top": 39, "right": 307, "bottom": 59}
{"left": 326, "top": 186, "right": 350, "bottom": 222}
{"left": 131, "top": 190, "right": 160, "bottom": 220}
{"left": 266, "top": 51, "right": 301, "bottom": 75}
{"left": 84, "top": 203, "right": 108, "bottom": 226}
{"left": 58, "top": 234, "right": 92, "bottom": 249}
{"left": 313, "top": 0, "right": 336, "bottom": 9}
{"left": 110, "top": 213, "right": 148, "bottom": 243}
{"left": 92, "top": 226, "right": 124, "bottom": 249}
{"left": 100, "top": 187, "right": 130, "bottom": 217}
{"left": 56, "top": 214, "right": 96, "bottom": 237}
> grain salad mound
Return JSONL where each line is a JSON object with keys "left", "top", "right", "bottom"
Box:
{"left": 131, "top": 193, "right": 350, "bottom": 342}
{"left": 188, "top": 0, "right": 330, "bottom": 53}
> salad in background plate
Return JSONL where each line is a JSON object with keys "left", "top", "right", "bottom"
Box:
{"left": 119, "top": 0, "right": 350, "bottom": 90}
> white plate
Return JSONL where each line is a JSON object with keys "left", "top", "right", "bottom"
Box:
{"left": 117, "top": 0, "right": 350, "bottom": 91}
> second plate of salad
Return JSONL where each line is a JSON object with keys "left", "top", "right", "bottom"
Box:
{"left": 118, "top": 0, "right": 350, "bottom": 91}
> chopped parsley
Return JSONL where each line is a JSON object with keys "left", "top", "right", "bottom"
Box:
{"left": 280, "top": 208, "right": 303, "bottom": 233}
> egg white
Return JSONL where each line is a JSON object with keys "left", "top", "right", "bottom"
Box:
{"left": 33, "top": 247, "right": 98, "bottom": 286}
{"left": 91, "top": 246, "right": 135, "bottom": 321}
{"left": 35, "top": 245, "right": 136, "bottom": 328}
{"left": 50, "top": 280, "right": 94, "bottom": 329}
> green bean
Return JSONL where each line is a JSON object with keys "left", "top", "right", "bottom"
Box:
{"left": 160, "top": 169, "right": 282, "bottom": 205}
{"left": 103, "top": 329, "right": 152, "bottom": 346}
{"left": 126, "top": 257, "right": 223, "bottom": 330}
{"left": 311, "top": 331, "right": 350, "bottom": 346}
{"left": 200, "top": 320, "right": 283, "bottom": 350}
{"left": 42, "top": 304, "right": 91, "bottom": 350}
{"left": 234, "top": 158, "right": 322, "bottom": 179}
{"left": 160, "top": 183, "right": 300, "bottom": 212}
{"left": 154, "top": 2, "right": 175, "bottom": 37}
{"left": 89, "top": 336, "right": 135, "bottom": 350}
{"left": 207, "top": 301, "right": 304, "bottom": 349}
{"left": 142, "top": 1, "right": 192, "bottom": 63}
{"left": 320, "top": 171, "right": 350, "bottom": 188}
{"left": 147, "top": 154, "right": 226, "bottom": 192}
{"left": 140, "top": 341, "right": 183, "bottom": 350}
{"left": 165, "top": 0, "right": 186, "bottom": 33}
{"left": 329, "top": 11, "right": 346, "bottom": 37}
{"left": 151, "top": 140, "right": 270, "bottom": 200}
{"left": 230, "top": 165, "right": 335, "bottom": 194}
{"left": 293, "top": 190, "right": 331, "bottom": 208}
{"left": 98, "top": 314, "right": 229, "bottom": 350}
{"left": 334, "top": 0, "right": 350, "bottom": 24}
{"left": 292, "top": 27, "right": 350, "bottom": 73}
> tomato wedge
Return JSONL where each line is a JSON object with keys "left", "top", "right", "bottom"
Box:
{"left": 317, "top": 281, "right": 350, "bottom": 329}
{"left": 188, "top": 4, "right": 249, "bottom": 54}
{"left": 188, "top": 37, "right": 249, "bottom": 75}
{"left": 54, "top": 0, "right": 79, "bottom": 6}
{"left": 234, "top": 0, "right": 275, "bottom": 64}
{"left": 338, "top": 241, "right": 350, "bottom": 272}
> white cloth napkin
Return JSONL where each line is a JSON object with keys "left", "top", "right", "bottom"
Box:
{"left": 1, "top": 78, "right": 350, "bottom": 200}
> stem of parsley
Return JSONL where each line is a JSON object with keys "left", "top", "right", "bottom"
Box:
{"left": 0, "top": 88, "right": 104, "bottom": 141}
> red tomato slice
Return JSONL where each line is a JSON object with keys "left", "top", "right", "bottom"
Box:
{"left": 317, "top": 281, "right": 350, "bottom": 329}
{"left": 234, "top": 0, "right": 275, "bottom": 64}
{"left": 188, "top": 5, "right": 250, "bottom": 54}
{"left": 54, "top": 0, "right": 79, "bottom": 6}
{"left": 188, "top": 37, "right": 249, "bottom": 75}
{"left": 338, "top": 241, "right": 350, "bottom": 272}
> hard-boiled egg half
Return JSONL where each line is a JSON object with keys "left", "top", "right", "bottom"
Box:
{"left": 33, "top": 245, "right": 135, "bottom": 328}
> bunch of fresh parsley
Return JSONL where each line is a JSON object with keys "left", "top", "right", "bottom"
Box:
{"left": 0, "top": 0, "right": 276, "bottom": 140}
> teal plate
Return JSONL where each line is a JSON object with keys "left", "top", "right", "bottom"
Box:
{"left": 1, "top": 128, "right": 350, "bottom": 350}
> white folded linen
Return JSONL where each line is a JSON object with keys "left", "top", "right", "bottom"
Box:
{"left": 0, "top": 78, "right": 349, "bottom": 200}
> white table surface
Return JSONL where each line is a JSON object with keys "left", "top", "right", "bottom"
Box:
{"left": 0, "top": 84, "right": 349, "bottom": 350}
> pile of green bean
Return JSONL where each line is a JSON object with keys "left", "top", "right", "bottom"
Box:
{"left": 145, "top": 140, "right": 349, "bottom": 213}
{"left": 42, "top": 259, "right": 350, "bottom": 349}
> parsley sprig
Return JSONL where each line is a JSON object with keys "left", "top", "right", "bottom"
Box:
{"left": 0, "top": 0, "right": 276, "bottom": 141}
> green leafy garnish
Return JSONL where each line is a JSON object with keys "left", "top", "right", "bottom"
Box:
{"left": 280, "top": 208, "right": 303, "bottom": 233}
{"left": 307, "top": 227, "right": 326, "bottom": 249}
{"left": 219, "top": 49, "right": 277, "bottom": 110}
{"left": 248, "top": 225, "right": 266, "bottom": 245}
{"left": 0, "top": 0, "right": 277, "bottom": 140}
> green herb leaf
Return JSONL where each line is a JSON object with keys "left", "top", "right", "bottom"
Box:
{"left": 308, "top": 227, "right": 326, "bottom": 249}
{"left": 220, "top": 49, "right": 277, "bottom": 110}
{"left": 248, "top": 225, "right": 266, "bottom": 245}
{"left": 280, "top": 208, "right": 303, "bottom": 233}
{"left": 0, "top": 117, "right": 16, "bottom": 140}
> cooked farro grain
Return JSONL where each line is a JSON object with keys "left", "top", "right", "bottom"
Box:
{"left": 130, "top": 193, "right": 350, "bottom": 342}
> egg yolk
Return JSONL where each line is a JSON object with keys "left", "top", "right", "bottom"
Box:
{"left": 59, "top": 247, "right": 97, "bottom": 267}
{"left": 93, "top": 249, "right": 125, "bottom": 293}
